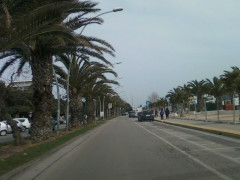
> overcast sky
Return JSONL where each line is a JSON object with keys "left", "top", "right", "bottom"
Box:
{"left": 83, "top": 0, "right": 240, "bottom": 107}
{"left": 2, "top": 1, "right": 240, "bottom": 108}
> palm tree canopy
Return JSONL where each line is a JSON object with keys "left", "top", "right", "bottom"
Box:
{"left": 205, "top": 77, "right": 225, "bottom": 98}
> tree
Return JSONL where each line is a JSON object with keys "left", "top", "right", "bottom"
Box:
{"left": 205, "top": 77, "right": 225, "bottom": 109}
{"left": 188, "top": 80, "right": 207, "bottom": 112}
{"left": 0, "top": 81, "right": 25, "bottom": 145}
{"left": 148, "top": 92, "right": 159, "bottom": 103}
{"left": 221, "top": 67, "right": 240, "bottom": 103}
{"left": 166, "top": 86, "right": 189, "bottom": 116}
{"left": 55, "top": 53, "right": 117, "bottom": 126}
{"left": 0, "top": 0, "right": 106, "bottom": 141}
{"left": 205, "top": 77, "right": 225, "bottom": 120}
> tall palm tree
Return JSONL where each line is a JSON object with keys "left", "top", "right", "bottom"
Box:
{"left": 221, "top": 66, "right": 240, "bottom": 102}
{"left": 166, "top": 87, "right": 187, "bottom": 116}
{"left": 55, "top": 52, "right": 117, "bottom": 127}
{"left": 188, "top": 80, "right": 207, "bottom": 112}
{"left": 85, "top": 81, "right": 119, "bottom": 123}
{"left": 205, "top": 77, "right": 225, "bottom": 120}
{"left": 0, "top": 0, "right": 104, "bottom": 141}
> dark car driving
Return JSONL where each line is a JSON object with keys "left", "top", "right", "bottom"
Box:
{"left": 129, "top": 111, "right": 137, "bottom": 118}
{"left": 138, "top": 110, "right": 154, "bottom": 121}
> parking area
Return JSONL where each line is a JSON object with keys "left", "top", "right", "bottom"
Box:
{"left": 0, "top": 124, "right": 66, "bottom": 143}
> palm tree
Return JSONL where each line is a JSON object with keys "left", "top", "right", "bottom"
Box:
{"left": 221, "top": 67, "right": 240, "bottom": 102}
{"left": 188, "top": 80, "right": 207, "bottom": 112}
{"left": 167, "top": 87, "right": 188, "bottom": 116}
{"left": 55, "top": 52, "right": 117, "bottom": 126}
{"left": 0, "top": 1, "right": 107, "bottom": 141}
{"left": 205, "top": 77, "right": 225, "bottom": 120}
{"left": 84, "top": 73, "right": 119, "bottom": 123}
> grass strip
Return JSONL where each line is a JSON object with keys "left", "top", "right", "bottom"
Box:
{"left": 0, "top": 120, "right": 104, "bottom": 176}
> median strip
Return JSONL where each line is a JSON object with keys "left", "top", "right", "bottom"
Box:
{"left": 156, "top": 119, "right": 240, "bottom": 139}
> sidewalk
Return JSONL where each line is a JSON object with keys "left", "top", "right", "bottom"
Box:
{"left": 155, "top": 117, "right": 240, "bottom": 139}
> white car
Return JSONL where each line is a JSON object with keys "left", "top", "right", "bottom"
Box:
{"left": 13, "top": 118, "right": 31, "bottom": 129}
{"left": 13, "top": 119, "right": 27, "bottom": 132}
{"left": 0, "top": 121, "right": 12, "bottom": 136}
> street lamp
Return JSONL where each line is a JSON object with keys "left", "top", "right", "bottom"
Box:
{"left": 112, "top": 62, "right": 122, "bottom": 66}
{"left": 80, "top": 7, "right": 123, "bottom": 34}
{"left": 66, "top": 8, "right": 123, "bottom": 131}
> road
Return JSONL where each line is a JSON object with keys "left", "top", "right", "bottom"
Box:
{"left": 8, "top": 116, "right": 240, "bottom": 180}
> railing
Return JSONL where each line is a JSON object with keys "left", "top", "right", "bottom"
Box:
{"left": 170, "top": 110, "right": 240, "bottom": 123}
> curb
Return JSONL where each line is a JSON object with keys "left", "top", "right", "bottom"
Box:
{"left": 155, "top": 119, "right": 240, "bottom": 139}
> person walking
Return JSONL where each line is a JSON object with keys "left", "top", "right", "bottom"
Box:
{"left": 160, "top": 108, "right": 164, "bottom": 120}
{"left": 165, "top": 107, "right": 170, "bottom": 119}
{"left": 155, "top": 109, "right": 158, "bottom": 117}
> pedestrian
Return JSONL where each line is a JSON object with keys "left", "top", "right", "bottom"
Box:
{"left": 155, "top": 109, "right": 158, "bottom": 117}
{"left": 160, "top": 108, "right": 164, "bottom": 120}
{"left": 165, "top": 107, "right": 170, "bottom": 119}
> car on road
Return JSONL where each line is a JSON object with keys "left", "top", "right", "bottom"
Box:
{"left": 122, "top": 112, "right": 128, "bottom": 116}
{"left": 129, "top": 111, "right": 137, "bottom": 118}
{"left": 138, "top": 110, "right": 154, "bottom": 121}
{"left": 13, "top": 118, "right": 31, "bottom": 129}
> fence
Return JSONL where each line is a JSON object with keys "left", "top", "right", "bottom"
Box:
{"left": 170, "top": 110, "right": 240, "bottom": 123}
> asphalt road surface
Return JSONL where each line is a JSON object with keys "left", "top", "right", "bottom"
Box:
{"left": 8, "top": 117, "right": 240, "bottom": 180}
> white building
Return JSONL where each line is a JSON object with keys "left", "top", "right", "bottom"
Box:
{"left": 5, "top": 80, "right": 32, "bottom": 91}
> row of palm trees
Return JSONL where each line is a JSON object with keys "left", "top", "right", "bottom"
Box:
{"left": 0, "top": 0, "right": 126, "bottom": 143}
{"left": 150, "top": 66, "right": 240, "bottom": 116}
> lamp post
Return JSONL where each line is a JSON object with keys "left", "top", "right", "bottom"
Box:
{"left": 93, "top": 99, "right": 96, "bottom": 123}
{"left": 103, "top": 96, "right": 105, "bottom": 119}
{"left": 65, "top": 8, "right": 123, "bottom": 131}
{"left": 80, "top": 8, "right": 123, "bottom": 35}
{"left": 66, "top": 58, "right": 71, "bottom": 132}
{"left": 98, "top": 96, "right": 101, "bottom": 119}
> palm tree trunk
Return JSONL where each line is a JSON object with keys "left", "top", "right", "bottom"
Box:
{"left": 69, "top": 93, "right": 82, "bottom": 127}
{"left": 5, "top": 113, "right": 26, "bottom": 145}
{"left": 30, "top": 54, "right": 53, "bottom": 142}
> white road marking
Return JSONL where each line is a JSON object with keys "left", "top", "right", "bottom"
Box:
{"left": 149, "top": 123, "right": 240, "bottom": 165}
{"left": 187, "top": 146, "right": 240, "bottom": 153}
{"left": 135, "top": 122, "right": 231, "bottom": 180}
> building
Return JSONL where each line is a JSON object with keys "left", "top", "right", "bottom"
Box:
{"left": 5, "top": 80, "right": 32, "bottom": 91}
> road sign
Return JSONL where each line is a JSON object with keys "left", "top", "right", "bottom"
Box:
{"left": 108, "top": 103, "right": 112, "bottom": 109}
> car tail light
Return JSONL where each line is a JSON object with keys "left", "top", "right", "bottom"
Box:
{"left": 152, "top": 114, "right": 154, "bottom": 116}
{"left": 140, "top": 114, "right": 144, "bottom": 117}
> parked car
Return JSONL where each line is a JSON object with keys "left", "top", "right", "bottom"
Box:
{"left": 0, "top": 121, "right": 10, "bottom": 136}
{"left": 1, "top": 121, "right": 12, "bottom": 134}
{"left": 13, "top": 118, "right": 31, "bottom": 129}
{"left": 13, "top": 119, "right": 26, "bottom": 132}
{"left": 138, "top": 110, "right": 154, "bottom": 121}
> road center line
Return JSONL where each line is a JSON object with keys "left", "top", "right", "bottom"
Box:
{"left": 135, "top": 122, "right": 231, "bottom": 180}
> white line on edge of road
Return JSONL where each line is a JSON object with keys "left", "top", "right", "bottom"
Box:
{"left": 135, "top": 122, "right": 231, "bottom": 180}
{"left": 150, "top": 124, "right": 240, "bottom": 165}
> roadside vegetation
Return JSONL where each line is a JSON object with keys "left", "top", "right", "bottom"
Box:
{"left": 0, "top": 0, "right": 130, "bottom": 145}
{"left": 148, "top": 66, "right": 240, "bottom": 116}
{"left": 0, "top": 120, "right": 105, "bottom": 177}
